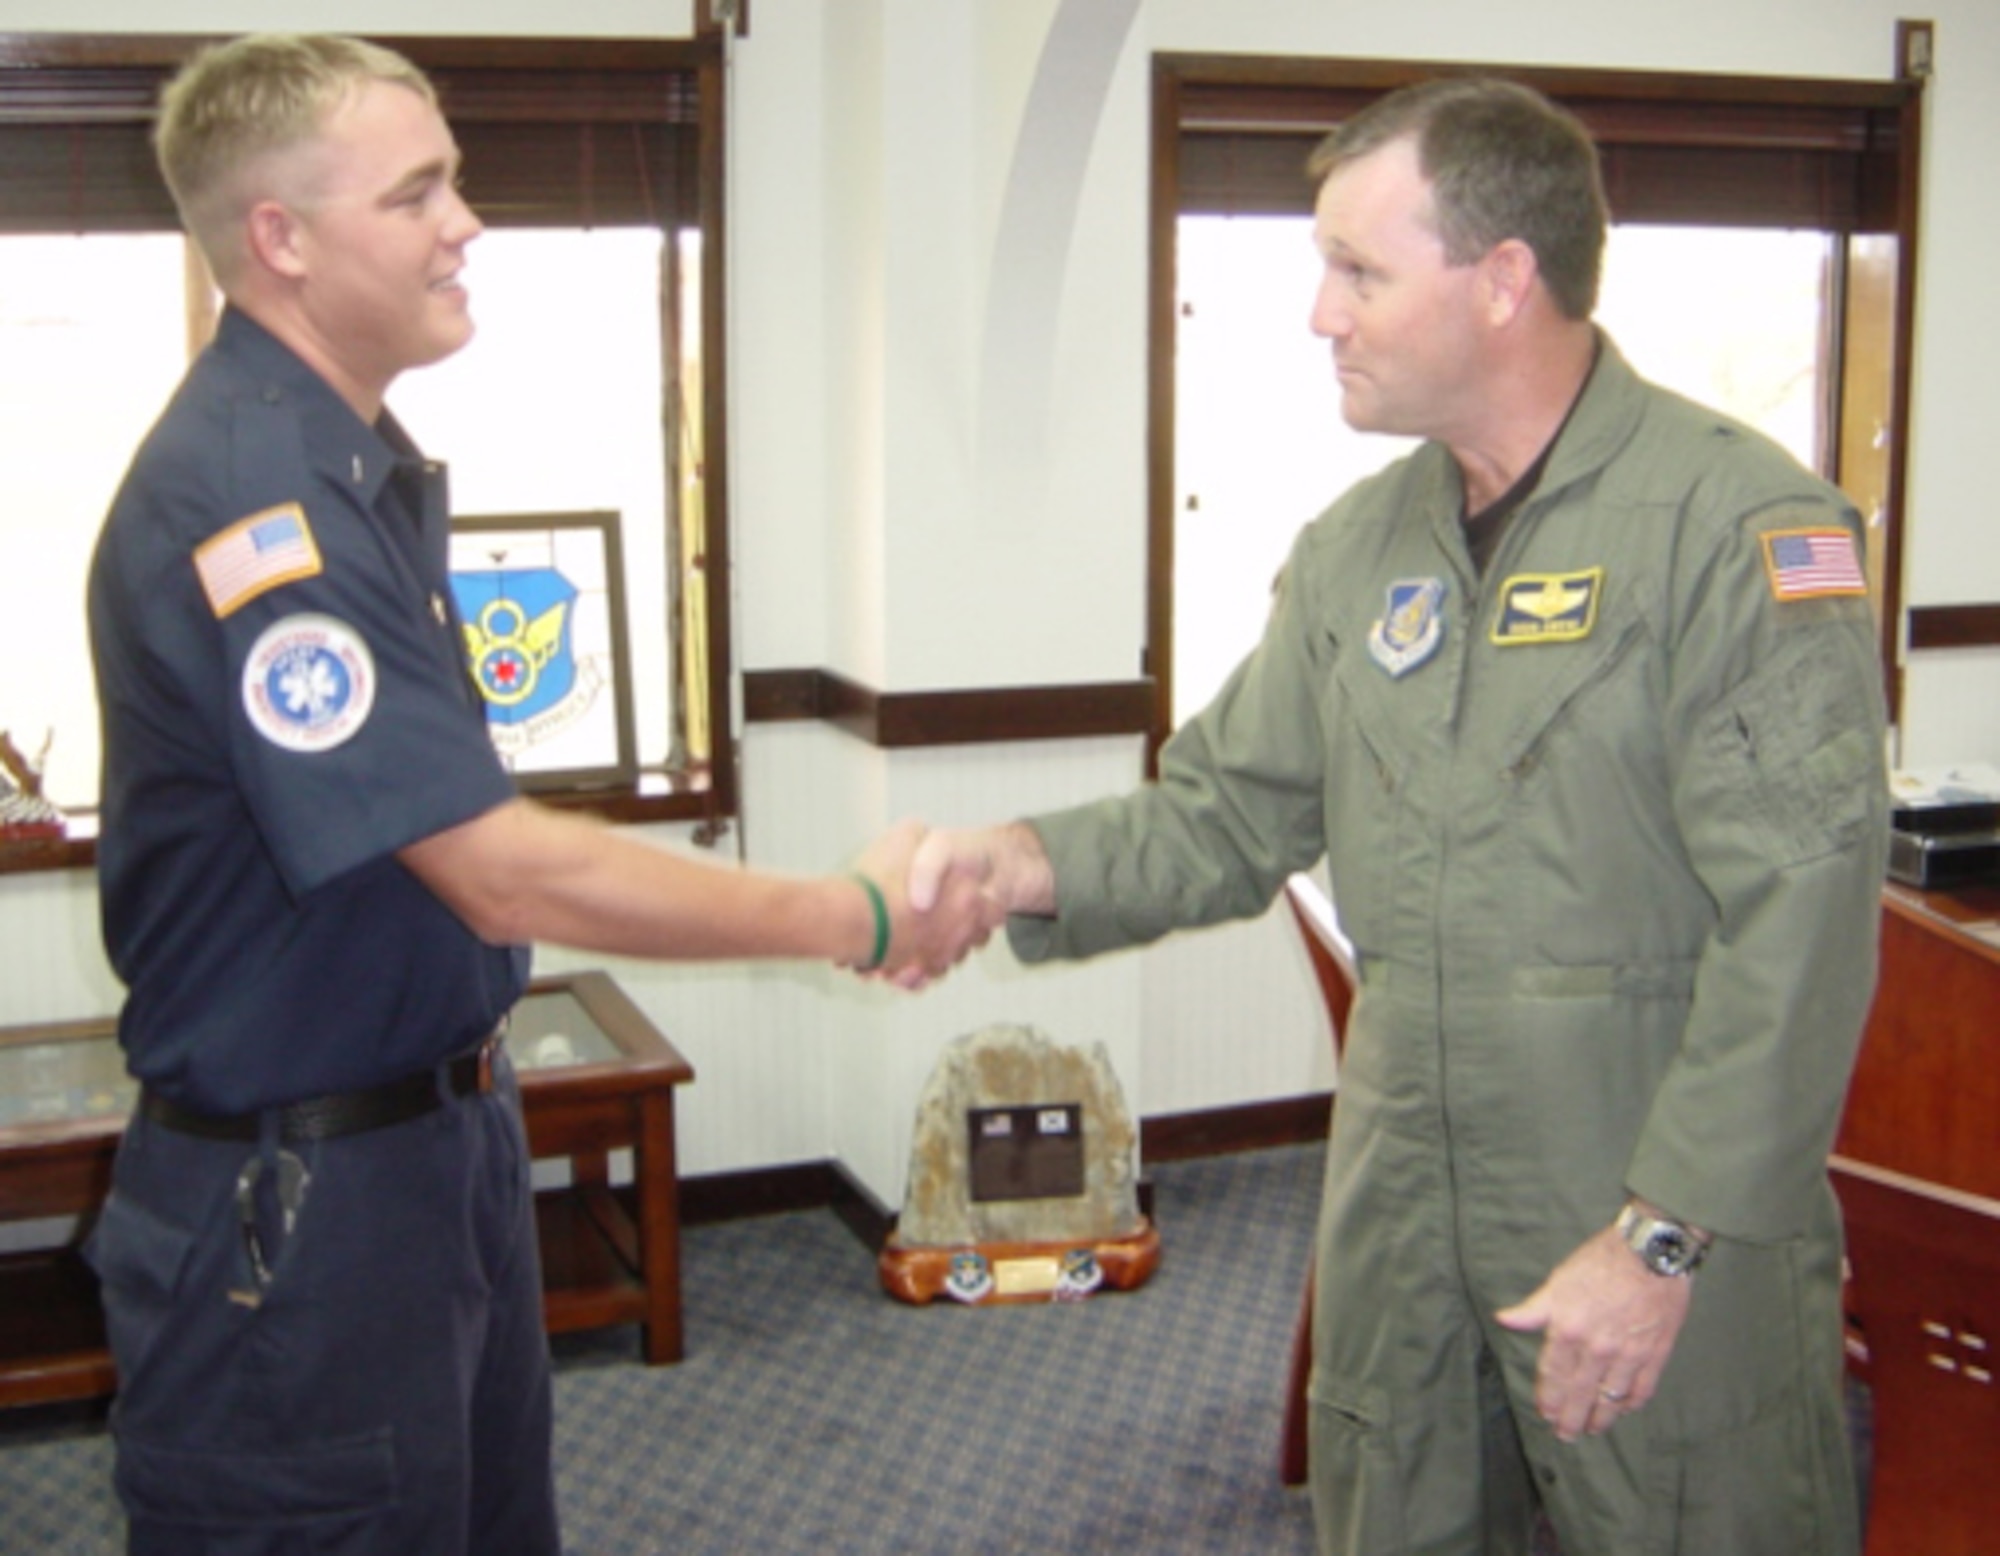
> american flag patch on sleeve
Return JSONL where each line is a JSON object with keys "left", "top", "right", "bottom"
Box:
{"left": 193, "top": 503, "right": 322, "bottom": 617}
{"left": 1760, "top": 527, "right": 1867, "bottom": 602}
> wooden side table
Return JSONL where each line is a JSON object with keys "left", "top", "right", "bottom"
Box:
{"left": 512, "top": 970, "right": 696, "bottom": 1364}
{"left": 0, "top": 969, "right": 694, "bottom": 1408}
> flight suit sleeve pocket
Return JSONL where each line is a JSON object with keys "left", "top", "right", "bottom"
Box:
{"left": 1697, "top": 634, "right": 1879, "bottom": 869}
{"left": 115, "top": 1426, "right": 399, "bottom": 1531}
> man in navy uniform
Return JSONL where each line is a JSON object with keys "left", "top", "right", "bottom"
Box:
{"left": 87, "top": 33, "right": 995, "bottom": 1554}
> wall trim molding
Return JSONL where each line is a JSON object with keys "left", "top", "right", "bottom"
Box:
{"left": 1907, "top": 603, "right": 2000, "bottom": 651}
{"left": 1140, "top": 1093, "right": 1333, "bottom": 1163}
{"left": 741, "top": 668, "right": 1155, "bottom": 749}
{"left": 679, "top": 1092, "right": 1335, "bottom": 1255}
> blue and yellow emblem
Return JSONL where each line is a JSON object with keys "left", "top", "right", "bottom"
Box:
{"left": 944, "top": 1250, "right": 995, "bottom": 1304}
{"left": 1055, "top": 1249, "right": 1104, "bottom": 1301}
{"left": 451, "top": 569, "right": 578, "bottom": 721}
{"left": 1490, "top": 568, "right": 1603, "bottom": 645}
{"left": 1367, "top": 578, "right": 1446, "bottom": 679}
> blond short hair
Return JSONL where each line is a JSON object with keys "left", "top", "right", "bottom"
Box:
{"left": 155, "top": 33, "right": 437, "bottom": 284}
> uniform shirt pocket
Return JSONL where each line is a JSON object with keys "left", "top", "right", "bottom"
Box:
{"left": 1697, "top": 630, "right": 1880, "bottom": 869}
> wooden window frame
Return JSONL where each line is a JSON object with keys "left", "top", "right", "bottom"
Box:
{"left": 0, "top": 32, "right": 735, "bottom": 874}
{"left": 1148, "top": 52, "right": 1925, "bottom": 760}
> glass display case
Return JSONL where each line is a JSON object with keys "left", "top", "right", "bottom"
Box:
{"left": 0, "top": 970, "right": 693, "bottom": 1408}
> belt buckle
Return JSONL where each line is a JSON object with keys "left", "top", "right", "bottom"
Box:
{"left": 476, "top": 1029, "right": 500, "bottom": 1094}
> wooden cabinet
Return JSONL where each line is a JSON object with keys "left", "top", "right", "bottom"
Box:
{"left": 0, "top": 970, "right": 693, "bottom": 1409}
{"left": 1832, "top": 883, "right": 2000, "bottom": 1556}
{"left": 1836, "top": 883, "right": 2000, "bottom": 1199}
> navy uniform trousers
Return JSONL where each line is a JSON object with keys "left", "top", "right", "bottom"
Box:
{"left": 87, "top": 1050, "right": 560, "bottom": 1555}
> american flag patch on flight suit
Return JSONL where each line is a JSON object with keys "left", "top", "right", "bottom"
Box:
{"left": 1761, "top": 528, "right": 1866, "bottom": 602}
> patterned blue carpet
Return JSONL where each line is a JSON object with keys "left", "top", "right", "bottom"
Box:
{"left": 0, "top": 1145, "right": 1325, "bottom": 1554}
{"left": 0, "top": 1140, "right": 1878, "bottom": 1553}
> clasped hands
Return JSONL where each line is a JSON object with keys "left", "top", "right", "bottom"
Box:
{"left": 843, "top": 820, "right": 1050, "bottom": 988}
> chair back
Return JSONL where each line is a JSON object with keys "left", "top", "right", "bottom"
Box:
{"left": 1282, "top": 873, "right": 1357, "bottom": 1057}
{"left": 1830, "top": 1155, "right": 2000, "bottom": 1556}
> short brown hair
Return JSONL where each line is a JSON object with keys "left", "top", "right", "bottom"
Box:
{"left": 155, "top": 33, "right": 437, "bottom": 283}
{"left": 1307, "top": 77, "right": 1608, "bottom": 321}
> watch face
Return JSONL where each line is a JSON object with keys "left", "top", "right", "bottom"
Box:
{"left": 1621, "top": 1206, "right": 1707, "bottom": 1276}
{"left": 1642, "top": 1225, "right": 1699, "bottom": 1275}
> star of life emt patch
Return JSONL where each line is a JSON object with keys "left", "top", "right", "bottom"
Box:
{"left": 1761, "top": 527, "right": 1867, "bottom": 602}
{"left": 1490, "top": 568, "right": 1603, "bottom": 645}
{"left": 242, "top": 614, "right": 375, "bottom": 753}
{"left": 194, "top": 503, "right": 323, "bottom": 618}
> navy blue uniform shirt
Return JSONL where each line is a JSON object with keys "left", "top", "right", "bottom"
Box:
{"left": 89, "top": 307, "right": 526, "bottom": 1113}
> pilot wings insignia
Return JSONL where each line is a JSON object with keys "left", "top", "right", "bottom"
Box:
{"left": 1513, "top": 580, "right": 1590, "bottom": 620}
{"left": 1490, "top": 567, "right": 1604, "bottom": 645}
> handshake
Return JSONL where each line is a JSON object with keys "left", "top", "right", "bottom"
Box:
{"left": 843, "top": 818, "right": 1057, "bottom": 989}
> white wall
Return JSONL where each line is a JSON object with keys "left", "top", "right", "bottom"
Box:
{"left": 4, "top": 0, "right": 1993, "bottom": 1207}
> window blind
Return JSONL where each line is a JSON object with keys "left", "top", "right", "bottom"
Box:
{"left": 1171, "top": 65, "right": 1912, "bottom": 231}
{"left": 0, "top": 34, "right": 708, "bottom": 234}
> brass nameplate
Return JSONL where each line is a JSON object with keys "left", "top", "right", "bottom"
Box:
{"left": 993, "top": 1256, "right": 1062, "bottom": 1297}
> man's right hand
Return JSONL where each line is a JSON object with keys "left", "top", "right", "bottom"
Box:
{"left": 847, "top": 819, "right": 1004, "bottom": 986}
{"left": 876, "top": 820, "right": 1057, "bottom": 989}
{"left": 909, "top": 821, "right": 1056, "bottom": 916}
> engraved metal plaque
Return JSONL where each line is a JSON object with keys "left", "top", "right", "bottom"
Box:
{"left": 967, "top": 1103, "right": 1084, "bottom": 1203}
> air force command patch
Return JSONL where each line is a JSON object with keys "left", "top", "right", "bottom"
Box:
{"left": 1491, "top": 568, "right": 1603, "bottom": 645}
{"left": 944, "top": 1251, "right": 995, "bottom": 1304}
{"left": 1367, "top": 578, "right": 1446, "bottom": 678}
{"left": 242, "top": 614, "right": 375, "bottom": 752}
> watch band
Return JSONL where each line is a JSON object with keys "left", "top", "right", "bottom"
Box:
{"left": 1616, "top": 1202, "right": 1710, "bottom": 1277}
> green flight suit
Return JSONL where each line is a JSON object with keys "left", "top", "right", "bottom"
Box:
{"left": 1013, "top": 339, "right": 1889, "bottom": 1555}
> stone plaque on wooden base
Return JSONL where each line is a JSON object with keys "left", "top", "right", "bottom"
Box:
{"left": 879, "top": 1224, "right": 1161, "bottom": 1306}
{"left": 879, "top": 1024, "right": 1159, "bottom": 1306}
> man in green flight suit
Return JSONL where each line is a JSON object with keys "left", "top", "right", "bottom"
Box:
{"left": 901, "top": 77, "right": 1889, "bottom": 1556}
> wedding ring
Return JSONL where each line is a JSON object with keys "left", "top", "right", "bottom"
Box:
{"left": 1599, "top": 1386, "right": 1629, "bottom": 1403}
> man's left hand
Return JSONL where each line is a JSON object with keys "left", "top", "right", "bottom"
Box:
{"left": 1494, "top": 1222, "right": 1694, "bottom": 1442}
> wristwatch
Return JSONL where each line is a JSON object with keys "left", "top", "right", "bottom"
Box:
{"left": 1617, "top": 1202, "right": 1710, "bottom": 1277}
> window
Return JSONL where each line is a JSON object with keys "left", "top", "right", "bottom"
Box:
{"left": 1, "top": 234, "right": 191, "bottom": 808}
{"left": 0, "top": 34, "right": 730, "bottom": 866}
{"left": 1153, "top": 54, "right": 1923, "bottom": 742}
{"left": 394, "top": 229, "right": 686, "bottom": 786}
{"left": 1172, "top": 219, "right": 1833, "bottom": 722}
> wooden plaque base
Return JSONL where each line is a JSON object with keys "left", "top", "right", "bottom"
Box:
{"left": 878, "top": 1218, "right": 1160, "bottom": 1306}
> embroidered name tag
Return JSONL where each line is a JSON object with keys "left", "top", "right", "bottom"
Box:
{"left": 1761, "top": 527, "right": 1867, "bottom": 601}
{"left": 1491, "top": 568, "right": 1603, "bottom": 645}
{"left": 194, "top": 503, "right": 323, "bottom": 618}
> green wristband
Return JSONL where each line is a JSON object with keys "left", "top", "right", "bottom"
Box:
{"left": 850, "top": 872, "right": 891, "bottom": 971}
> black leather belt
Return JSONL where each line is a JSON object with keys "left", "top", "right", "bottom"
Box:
{"left": 139, "top": 1030, "right": 504, "bottom": 1144}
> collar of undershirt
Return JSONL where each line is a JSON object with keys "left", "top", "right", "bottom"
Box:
{"left": 1461, "top": 334, "right": 1602, "bottom": 576}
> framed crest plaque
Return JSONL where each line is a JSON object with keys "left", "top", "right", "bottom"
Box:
{"left": 449, "top": 511, "right": 637, "bottom": 791}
